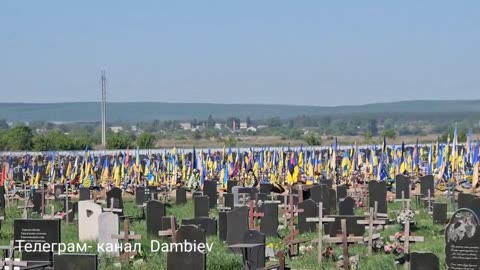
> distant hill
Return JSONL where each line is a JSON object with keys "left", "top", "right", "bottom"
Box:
{"left": 1, "top": 100, "right": 480, "bottom": 122}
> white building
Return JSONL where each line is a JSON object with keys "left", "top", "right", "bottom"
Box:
{"left": 180, "top": 122, "right": 192, "bottom": 130}
{"left": 110, "top": 126, "right": 123, "bottom": 133}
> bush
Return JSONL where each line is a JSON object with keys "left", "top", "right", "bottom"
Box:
{"left": 136, "top": 132, "right": 156, "bottom": 149}
{"left": 107, "top": 132, "right": 135, "bottom": 149}
{"left": 304, "top": 133, "right": 322, "bottom": 146}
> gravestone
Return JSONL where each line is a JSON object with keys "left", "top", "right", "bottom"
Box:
{"left": 232, "top": 186, "right": 242, "bottom": 206}
{"left": 433, "top": 203, "right": 447, "bottom": 225}
{"left": 98, "top": 212, "right": 119, "bottom": 256}
{"left": 329, "top": 188, "right": 337, "bottom": 214}
{"left": 219, "top": 211, "right": 228, "bottom": 241}
{"left": 227, "top": 206, "right": 249, "bottom": 253}
{"left": 420, "top": 175, "right": 435, "bottom": 199}
{"left": 298, "top": 199, "right": 317, "bottom": 233}
{"left": 320, "top": 179, "right": 333, "bottom": 188}
{"left": 310, "top": 185, "right": 330, "bottom": 215}
{"left": 328, "top": 216, "right": 365, "bottom": 237}
{"left": 167, "top": 225, "right": 206, "bottom": 270}
{"left": 445, "top": 208, "right": 480, "bottom": 269}
{"left": 337, "top": 185, "right": 348, "bottom": 201}
{"left": 368, "top": 181, "right": 387, "bottom": 214}
{"left": 146, "top": 200, "right": 166, "bottom": 236}
{"left": 260, "top": 203, "right": 279, "bottom": 237}
{"left": 410, "top": 252, "right": 439, "bottom": 270}
{"left": 32, "top": 190, "right": 44, "bottom": 214}
{"left": 161, "top": 216, "right": 178, "bottom": 231}
{"left": 203, "top": 181, "right": 217, "bottom": 209}
{"left": 135, "top": 186, "right": 146, "bottom": 205}
{"left": 146, "top": 186, "right": 159, "bottom": 201}
{"left": 395, "top": 175, "right": 410, "bottom": 199}
{"left": 106, "top": 187, "right": 123, "bottom": 215}
{"left": 176, "top": 187, "right": 187, "bottom": 205}
{"left": 256, "top": 193, "right": 267, "bottom": 203}
{"left": 79, "top": 187, "right": 91, "bottom": 201}
{"left": 14, "top": 219, "right": 61, "bottom": 261}
{"left": 224, "top": 193, "right": 234, "bottom": 209}
{"left": 260, "top": 183, "right": 273, "bottom": 194}
{"left": 53, "top": 254, "right": 98, "bottom": 270}
{"left": 78, "top": 201, "right": 102, "bottom": 241}
{"left": 242, "top": 230, "right": 266, "bottom": 269}
{"left": 182, "top": 217, "right": 217, "bottom": 236}
{"left": 194, "top": 196, "right": 209, "bottom": 217}
{"left": 338, "top": 197, "right": 355, "bottom": 216}
{"left": 457, "top": 193, "right": 480, "bottom": 217}
{"left": 227, "top": 180, "right": 237, "bottom": 194}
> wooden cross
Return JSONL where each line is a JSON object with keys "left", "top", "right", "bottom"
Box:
{"left": 306, "top": 202, "right": 334, "bottom": 263}
{"left": 358, "top": 206, "right": 386, "bottom": 255}
{"left": 34, "top": 183, "right": 47, "bottom": 216}
{"left": 325, "top": 219, "right": 363, "bottom": 269}
{"left": 248, "top": 200, "right": 264, "bottom": 230}
{"left": 297, "top": 184, "right": 303, "bottom": 204}
{"left": 388, "top": 214, "right": 424, "bottom": 270}
{"left": 285, "top": 188, "right": 305, "bottom": 257}
{"left": 58, "top": 184, "right": 72, "bottom": 224}
{"left": 217, "top": 196, "right": 231, "bottom": 212}
{"left": 158, "top": 216, "right": 177, "bottom": 242}
{"left": 394, "top": 191, "right": 411, "bottom": 211}
{"left": 103, "top": 198, "right": 123, "bottom": 213}
{"left": 276, "top": 194, "right": 289, "bottom": 229}
{"left": 111, "top": 217, "right": 142, "bottom": 263}
{"left": 17, "top": 184, "right": 33, "bottom": 219}
{"left": 421, "top": 189, "right": 435, "bottom": 213}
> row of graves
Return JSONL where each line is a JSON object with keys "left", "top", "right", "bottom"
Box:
{"left": 1, "top": 174, "right": 480, "bottom": 269}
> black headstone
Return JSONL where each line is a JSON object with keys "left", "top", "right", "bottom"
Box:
{"left": 182, "top": 217, "right": 217, "bottom": 236}
{"left": 146, "top": 200, "right": 166, "bottom": 236}
{"left": 433, "top": 203, "right": 447, "bottom": 225}
{"left": 260, "top": 203, "right": 279, "bottom": 237}
{"left": 219, "top": 211, "right": 228, "bottom": 241}
{"left": 14, "top": 219, "right": 61, "bottom": 261}
{"left": 135, "top": 186, "right": 146, "bottom": 205}
{"left": 320, "top": 179, "right": 333, "bottom": 189}
{"left": 78, "top": 187, "right": 90, "bottom": 201}
{"left": 328, "top": 216, "right": 365, "bottom": 237}
{"left": 203, "top": 181, "right": 217, "bottom": 209}
{"left": 106, "top": 187, "right": 123, "bottom": 215}
{"left": 336, "top": 185, "right": 348, "bottom": 201}
{"left": 227, "top": 180, "right": 237, "bottom": 194}
{"left": 167, "top": 225, "right": 206, "bottom": 270}
{"left": 242, "top": 230, "right": 266, "bottom": 269}
{"left": 176, "top": 187, "right": 187, "bottom": 205}
{"left": 298, "top": 199, "right": 317, "bottom": 233}
{"left": 368, "top": 180, "right": 387, "bottom": 214}
{"left": 457, "top": 193, "right": 480, "bottom": 217}
{"left": 260, "top": 183, "right": 273, "bottom": 194}
{"left": 338, "top": 197, "right": 355, "bottom": 216}
{"left": 420, "top": 175, "right": 435, "bottom": 198}
{"left": 194, "top": 196, "right": 209, "bottom": 218}
{"left": 53, "top": 254, "right": 97, "bottom": 270}
{"left": 224, "top": 193, "right": 234, "bottom": 209}
{"left": 309, "top": 185, "right": 330, "bottom": 215}
{"left": 410, "top": 252, "right": 439, "bottom": 270}
{"left": 227, "top": 206, "right": 249, "bottom": 253}
{"left": 395, "top": 175, "right": 410, "bottom": 199}
{"left": 32, "top": 190, "right": 44, "bottom": 214}
{"left": 445, "top": 209, "right": 480, "bottom": 269}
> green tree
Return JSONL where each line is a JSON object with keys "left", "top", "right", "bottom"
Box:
{"left": 206, "top": 115, "right": 215, "bottom": 128}
{"left": 136, "top": 132, "right": 156, "bottom": 149}
{"left": 224, "top": 136, "right": 237, "bottom": 147}
{"left": 363, "top": 130, "right": 373, "bottom": 143}
{"left": 3, "top": 125, "right": 33, "bottom": 150}
{"left": 304, "top": 133, "right": 322, "bottom": 146}
{"left": 382, "top": 128, "right": 397, "bottom": 140}
{"left": 107, "top": 132, "right": 135, "bottom": 149}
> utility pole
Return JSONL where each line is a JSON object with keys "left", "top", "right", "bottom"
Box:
{"left": 101, "top": 70, "right": 107, "bottom": 148}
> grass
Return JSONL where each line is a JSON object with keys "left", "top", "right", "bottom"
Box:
{"left": 0, "top": 196, "right": 450, "bottom": 269}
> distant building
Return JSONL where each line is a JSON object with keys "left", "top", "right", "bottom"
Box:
{"left": 240, "top": 122, "right": 248, "bottom": 130}
{"left": 131, "top": 126, "right": 138, "bottom": 132}
{"left": 215, "top": 123, "right": 223, "bottom": 130}
{"left": 180, "top": 122, "right": 192, "bottom": 130}
{"left": 246, "top": 127, "right": 257, "bottom": 132}
{"left": 110, "top": 126, "right": 123, "bottom": 133}
{"left": 256, "top": 125, "right": 268, "bottom": 129}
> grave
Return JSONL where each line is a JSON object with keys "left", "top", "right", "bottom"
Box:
{"left": 238, "top": 230, "right": 266, "bottom": 270}
{"left": 260, "top": 183, "right": 273, "bottom": 194}
{"left": 337, "top": 185, "right": 348, "bottom": 201}
{"left": 203, "top": 181, "right": 217, "bottom": 209}
{"left": 111, "top": 217, "right": 142, "bottom": 263}
{"left": 79, "top": 187, "right": 91, "bottom": 201}
{"left": 158, "top": 216, "right": 177, "bottom": 242}
{"left": 410, "top": 252, "right": 439, "bottom": 270}
{"left": 309, "top": 185, "right": 330, "bottom": 215}
{"left": 135, "top": 186, "right": 146, "bottom": 205}
{"left": 432, "top": 203, "right": 447, "bottom": 225}
{"left": 53, "top": 254, "right": 98, "bottom": 270}
{"left": 78, "top": 200, "right": 102, "bottom": 241}
{"left": 306, "top": 202, "right": 334, "bottom": 263}
{"left": 227, "top": 180, "right": 237, "bottom": 194}
{"left": 420, "top": 175, "right": 434, "bottom": 199}
{"left": 248, "top": 200, "right": 264, "bottom": 230}
{"left": 182, "top": 217, "right": 217, "bottom": 236}
{"left": 227, "top": 206, "right": 249, "bottom": 253}
{"left": 328, "top": 216, "right": 366, "bottom": 238}
{"left": 175, "top": 187, "right": 187, "bottom": 205}
{"left": 146, "top": 200, "right": 166, "bottom": 236}
{"left": 224, "top": 193, "right": 234, "bottom": 210}
{"left": 98, "top": 212, "right": 119, "bottom": 257}
{"left": 260, "top": 202, "right": 279, "bottom": 237}
{"left": 457, "top": 193, "right": 480, "bottom": 217}
{"left": 106, "top": 187, "right": 124, "bottom": 215}
{"left": 368, "top": 180, "right": 387, "bottom": 214}
{"left": 325, "top": 219, "right": 362, "bottom": 269}
{"left": 329, "top": 188, "right": 337, "bottom": 214}
{"left": 338, "top": 197, "right": 355, "bottom": 216}
{"left": 14, "top": 219, "right": 61, "bottom": 261}
{"left": 395, "top": 175, "right": 410, "bottom": 200}
{"left": 445, "top": 208, "right": 480, "bottom": 269}
{"left": 167, "top": 225, "right": 206, "bottom": 270}
{"left": 298, "top": 199, "right": 317, "bottom": 233}
{"left": 194, "top": 196, "right": 209, "bottom": 217}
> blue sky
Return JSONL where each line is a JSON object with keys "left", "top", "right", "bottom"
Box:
{"left": 1, "top": 1, "right": 479, "bottom": 106}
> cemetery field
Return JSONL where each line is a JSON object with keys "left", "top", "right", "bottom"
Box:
{"left": 0, "top": 193, "right": 452, "bottom": 270}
